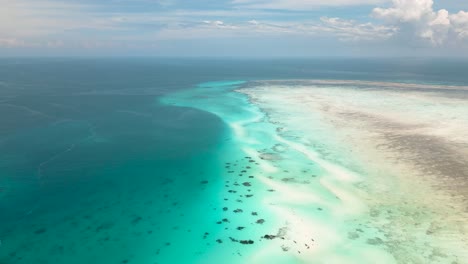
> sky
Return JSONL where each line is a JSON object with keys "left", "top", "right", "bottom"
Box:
{"left": 1, "top": 0, "right": 468, "bottom": 57}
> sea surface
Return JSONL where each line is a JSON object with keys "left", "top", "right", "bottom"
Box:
{"left": 0, "top": 58, "right": 467, "bottom": 264}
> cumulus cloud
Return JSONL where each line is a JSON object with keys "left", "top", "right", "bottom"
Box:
{"left": 372, "top": 0, "right": 468, "bottom": 45}
{"left": 372, "top": 0, "right": 433, "bottom": 22}
{"left": 450, "top": 11, "right": 468, "bottom": 40}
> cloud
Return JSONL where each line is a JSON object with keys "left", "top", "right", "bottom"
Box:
{"left": 231, "top": 0, "right": 384, "bottom": 10}
{"left": 0, "top": 0, "right": 79, "bottom": 37}
{"left": 372, "top": 0, "right": 468, "bottom": 45}
{"left": 372, "top": 0, "right": 433, "bottom": 22}
{"left": 0, "top": 38, "right": 28, "bottom": 47}
{"left": 0, "top": 0, "right": 121, "bottom": 39}
{"left": 319, "top": 17, "right": 396, "bottom": 41}
{"left": 154, "top": 18, "right": 396, "bottom": 41}
{"left": 0, "top": 0, "right": 466, "bottom": 54}
{"left": 202, "top": 20, "right": 239, "bottom": 29}
{"left": 450, "top": 11, "right": 468, "bottom": 40}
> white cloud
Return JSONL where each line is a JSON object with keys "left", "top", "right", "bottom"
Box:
{"left": 372, "top": 0, "right": 468, "bottom": 45}
{"left": 431, "top": 9, "right": 450, "bottom": 26}
{"left": 320, "top": 17, "right": 396, "bottom": 41}
{"left": 154, "top": 18, "right": 396, "bottom": 41}
{"left": 0, "top": 0, "right": 122, "bottom": 39}
{"left": 232, "top": 0, "right": 384, "bottom": 9}
{"left": 451, "top": 11, "right": 468, "bottom": 26}
{"left": 1, "top": 0, "right": 466, "bottom": 52}
{"left": 0, "top": 38, "right": 28, "bottom": 47}
{"left": 372, "top": 0, "right": 433, "bottom": 22}
{"left": 0, "top": 0, "right": 80, "bottom": 37}
{"left": 450, "top": 11, "right": 468, "bottom": 40}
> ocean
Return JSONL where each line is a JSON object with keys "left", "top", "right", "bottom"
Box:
{"left": 0, "top": 58, "right": 467, "bottom": 263}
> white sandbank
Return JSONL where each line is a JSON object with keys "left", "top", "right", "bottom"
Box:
{"left": 238, "top": 80, "right": 468, "bottom": 263}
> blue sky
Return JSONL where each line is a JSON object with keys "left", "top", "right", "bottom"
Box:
{"left": 1, "top": 0, "right": 467, "bottom": 56}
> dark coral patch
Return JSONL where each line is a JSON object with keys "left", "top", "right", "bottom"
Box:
{"left": 256, "top": 219, "right": 265, "bottom": 224}
{"left": 34, "top": 228, "right": 47, "bottom": 234}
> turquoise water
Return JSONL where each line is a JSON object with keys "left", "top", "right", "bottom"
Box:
{"left": 1, "top": 58, "right": 468, "bottom": 263}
